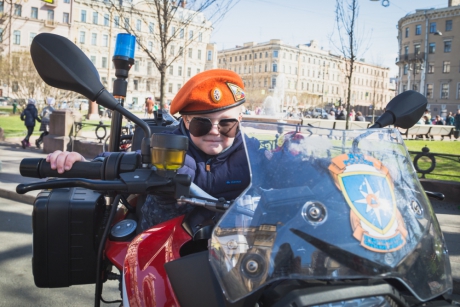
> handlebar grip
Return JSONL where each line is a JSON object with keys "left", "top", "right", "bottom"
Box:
{"left": 20, "top": 158, "right": 103, "bottom": 179}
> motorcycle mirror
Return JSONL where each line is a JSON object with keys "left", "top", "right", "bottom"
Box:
{"left": 30, "top": 33, "right": 116, "bottom": 109}
{"left": 370, "top": 90, "right": 427, "bottom": 129}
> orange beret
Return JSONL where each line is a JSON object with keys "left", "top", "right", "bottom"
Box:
{"left": 170, "top": 69, "right": 246, "bottom": 115}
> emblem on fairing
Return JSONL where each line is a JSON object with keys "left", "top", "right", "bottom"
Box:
{"left": 329, "top": 153, "right": 408, "bottom": 253}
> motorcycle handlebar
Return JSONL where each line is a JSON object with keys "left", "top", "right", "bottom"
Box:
{"left": 20, "top": 158, "right": 103, "bottom": 179}
{"left": 19, "top": 152, "right": 140, "bottom": 181}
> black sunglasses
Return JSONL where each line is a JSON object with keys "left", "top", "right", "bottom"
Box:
{"left": 188, "top": 117, "right": 240, "bottom": 137}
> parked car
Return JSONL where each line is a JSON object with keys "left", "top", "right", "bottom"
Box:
{"left": 311, "top": 108, "right": 328, "bottom": 119}
{"left": 0, "top": 97, "right": 12, "bottom": 106}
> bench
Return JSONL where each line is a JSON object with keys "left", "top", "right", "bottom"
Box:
{"left": 398, "top": 125, "right": 455, "bottom": 140}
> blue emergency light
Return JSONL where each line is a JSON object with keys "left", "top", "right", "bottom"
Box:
{"left": 114, "top": 33, "right": 136, "bottom": 59}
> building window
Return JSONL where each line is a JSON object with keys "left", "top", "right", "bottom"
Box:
{"left": 457, "top": 83, "right": 460, "bottom": 99}
{"left": 63, "top": 12, "right": 69, "bottom": 23}
{"left": 198, "top": 50, "right": 201, "bottom": 60}
{"left": 444, "top": 41, "right": 452, "bottom": 53}
{"left": 273, "top": 50, "right": 278, "bottom": 58}
{"left": 103, "top": 14, "right": 109, "bottom": 26}
{"left": 178, "top": 66, "right": 182, "bottom": 76}
{"left": 403, "top": 64, "right": 408, "bottom": 75}
{"left": 414, "top": 44, "right": 420, "bottom": 55}
{"left": 148, "top": 41, "right": 153, "bottom": 52}
{"left": 187, "top": 67, "right": 191, "bottom": 77}
{"left": 13, "top": 30, "right": 20, "bottom": 45}
{"left": 188, "top": 48, "right": 192, "bottom": 58}
{"left": 272, "top": 63, "right": 277, "bottom": 72}
{"left": 429, "top": 22, "right": 436, "bottom": 33}
{"left": 102, "top": 34, "right": 108, "bottom": 47}
{"left": 47, "top": 9, "right": 54, "bottom": 21}
{"left": 415, "top": 24, "right": 421, "bottom": 35}
{"left": 441, "top": 83, "right": 449, "bottom": 99}
{"left": 446, "top": 20, "right": 452, "bottom": 31}
{"left": 147, "top": 62, "right": 152, "bottom": 75}
{"left": 91, "top": 33, "right": 97, "bottom": 46}
{"left": 12, "top": 81, "right": 18, "bottom": 92}
{"left": 146, "top": 80, "right": 151, "bottom": 91}
{"left": 198, "top": 32, "right": 202, "bottom": 42}
{"left": 179, "top": 29, "right": 184, "bottom": 39}
{"left": 90, "top": 56, "right": 96, "bottom": 65}
{"left": 114, "top": 16, "right": 119, "bottom": 28}
{"left": 79, "top": 31, "right": 85, "bottom": 44}
{"left": 136, "top": 19, "right": 141, "bottom": 31}
{"left": 29, "top": 32, "right": 36, "bottom": 45}
{"left": 170, "top": 45, "right": 174, "bottom": 55}
{"left": 31, "top": 7, "right": 38, "bottom": 19}
{"left": 81, "top": 10, "right": 86, "bottom": 22}
{"left": 429, "top": 42, "right": 435, "bottom": 54}
{"left": 168, "top": 83, "right": 173, "bottom": 93}
{"left": 271, "top": 77, "right": 276, "bottom": 88}
{"left": 443, "top": 61, "right": 450, "bottom": 73}
{"left": 207, "top": 51, "right": 212, "bottom": 61}
{"left": 63, "top": 0, "right": 70, "bottom": 3}
{"left": 428, "top": 63, "right": 434, "bottom": 74}
{"left": 426, "top": 84, "right": 433, "bottom": 98}
{"left": 134, "top": 60, "right": 139, "bottom": 71}
{"left": 405, "top": 27, "right": 409, "bottom": 37}
{"left": 133, "top": 79, "right": 138, "bottom": 91}
{"left": 14, "top": 4, "right": 21, "bottom": 16}
{"left": 102, "top": 57, "right": 107, "bottom": 68}
{"left": 149, "top": 22, "right": 154, "bottom": 34}
{"left": 197, "top": 68, "right": 200, "bottom": 74}
{"left": 189, "top": 30, "right": 193, "bottom": 40}
{"left": 177, "top": 84, "right": 182, "bottom": 92}
{"left": 124, "top": 18, "right": 129, "bottom": 29}
{"left": 169, "top": 66, "right": 173, "bottom": 75}
{"left": 93, "top": 12, "right": 98, "bottom": 24}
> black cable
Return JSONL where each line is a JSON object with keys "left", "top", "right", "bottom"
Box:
{"left": 94, "top": 195, "right": 122, "bottom": 307}
{"left": 120, "top": 194, "right": 135, "bottom": 213}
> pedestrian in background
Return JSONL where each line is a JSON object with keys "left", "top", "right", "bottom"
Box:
{"left": 355, "top": 111, "right": 365, "bottom": 121}
{"left": 36, "top": 97, "right": 55, "bottom": 148}
{"left": 145, "top": 97, "right": 154, "bottom": 118}
{"left": 446, "top": 112, "right": 455, "bottom": 126}
{"left": 12, "top": 100, "right": 18, "bottom": 114}
{"left": 454, "top": 110, "right": 460, "bottom": 131}
{"left": 20, "top": 98, "right": 41, "bottom": 149}
{"left": 434, "top": 115, "right": 445, "bottom": 125}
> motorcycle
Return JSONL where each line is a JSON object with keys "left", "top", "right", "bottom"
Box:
{"left": 16, "top": 33, "right": 456, "bottom": 307}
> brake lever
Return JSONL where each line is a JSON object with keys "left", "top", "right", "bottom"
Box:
{"left": 16, "top": 179, "right": 128, "bottom": 194}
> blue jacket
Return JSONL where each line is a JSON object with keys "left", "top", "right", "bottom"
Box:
{"left": 174, "top": 121, "right": 264, "bottom": 200}
{"left": 21, "top": 104, "right": 41, "bottom": 127}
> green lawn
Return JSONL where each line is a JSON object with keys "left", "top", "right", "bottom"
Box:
{"left": 0, "top": 110, "right": 112, "bottom": 137}
{"left": 403, "top": 139, "right": 460, "bottom": 182}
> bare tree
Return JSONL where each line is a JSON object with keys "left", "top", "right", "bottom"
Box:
{"left": 0, "top": 51, "right": 78, "bottom": 105}
{"left": 332, "top": 0, "right": 369, "bottom": 129}
{"left": 94, "top": 0, "right": 237, "bottom": 109}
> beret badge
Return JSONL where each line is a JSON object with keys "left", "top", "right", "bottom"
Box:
{"left": 226, "top": 82, "right": 245, "bottom": 102}
{"left": 211, "top": 87, "right": 222, "bottom": 104}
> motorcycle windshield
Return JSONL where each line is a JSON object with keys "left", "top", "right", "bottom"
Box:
{"left": 209, "top": 122, "right": 452, "bottom": 303}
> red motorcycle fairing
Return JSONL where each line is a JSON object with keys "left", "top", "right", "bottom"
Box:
{"left": 123, "top": 215, "right": 193, "bottom": 307}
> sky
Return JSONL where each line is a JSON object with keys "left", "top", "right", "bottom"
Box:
{"left": 209, "top": 0, "right": 449, "bottom": 77}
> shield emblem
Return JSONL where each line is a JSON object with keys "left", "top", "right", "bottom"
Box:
{"left": 338, "top": 171, "right": 396, "bottom": 235}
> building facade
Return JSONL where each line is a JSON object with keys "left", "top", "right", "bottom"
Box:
{"left": 397, "top": 0, "right": 460, "bottom": 116}
{"left": 0, "top": 0, "right": 214, "bottom": 105}
{"left": 0, "top": 0, "right": 72, "bottom": 99}
{"left": 217, "top": 39, "right": 393, "bottom": 114}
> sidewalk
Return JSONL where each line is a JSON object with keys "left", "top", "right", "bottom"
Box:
{"left": 0, "top": 139, "right": 459, "bottom": 296}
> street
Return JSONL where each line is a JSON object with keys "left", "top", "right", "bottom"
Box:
{"left": 0, "top": 197, "right": 119, "bottom": 307}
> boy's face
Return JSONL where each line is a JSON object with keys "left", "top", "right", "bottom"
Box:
{"left": 183, "top": 107, "right": 242, "bottom": 155}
